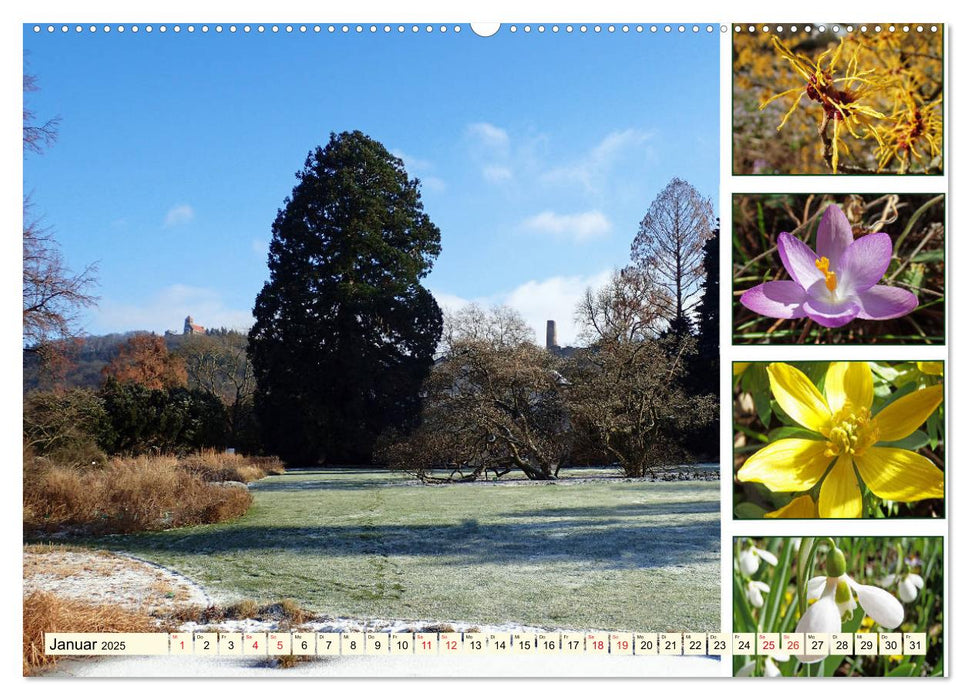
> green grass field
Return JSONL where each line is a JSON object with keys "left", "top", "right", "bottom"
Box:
{"left": 91, "top": 469, "right": 719, "bottom": 631}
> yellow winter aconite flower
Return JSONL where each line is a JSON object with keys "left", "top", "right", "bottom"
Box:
{"left": 765, "top": 494, "right": 818, "bottom": 519}
{"left": 737, "top": 362, "right": 943, "bottom": 518}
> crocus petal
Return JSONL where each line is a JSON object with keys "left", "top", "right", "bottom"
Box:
{"left": 855, "top": 285, "right": 919, "bottom": 320}
{"left": 835, "top": 232, "right": 892, "bottom": 294}
{"left": 740, "top": 280, "right": 809, "bottom": 319}
{"left": 755, "top": 547, "right": 778, "bottom": 566}
{"left": 737, "top": 439, "right": 832, "bottom": 492}
{"left": 851, "top": 582, "right": 905, "bottom": 629}
{"left": 818, "top": 454, "right": 862, "bottom": 518}
{"left": 824, "top": 362, "right": 874, "bottom": 415}
{"left": 767, "top": 363, "right": 832, "bottom": 433}
{"left": 803, "top": 292, "right": 862, "bottom": 328}
{"left": 815, "top": 204, "right": 854, "bottom": 268}
{"left": 907, "top": 573, "right": 924, "bottom": 590}
{"left": 765, "top": 494, "right": 817, "bottom": 518}
{"left": 806, "top": 576, "right": 828, "bottom": 601}
{"left": 796, "top": 595, "right": 842, "bottom": 662}
{"left": 764, "top": 657, "right": 782, "bottom": 677}
{"left": 873, "top": 384, "right": 943, "bottom": 442}
{"left": 853, "top": 447, "right": 944, "bottom": 502}
{"left": 777, "top": 232, "right": 825, "bottom": 290}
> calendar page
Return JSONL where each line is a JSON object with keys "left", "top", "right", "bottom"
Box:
{"left": 12, "top": 0, "right": 954, "bottom": 690}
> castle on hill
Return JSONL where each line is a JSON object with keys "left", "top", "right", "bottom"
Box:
{"left": 165, "top": 316, "right": 206, "bottom": 336}
{"left": 183, "top": 316, "right": 205, "bottom": 335}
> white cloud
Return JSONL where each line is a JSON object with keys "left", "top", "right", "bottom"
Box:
{"left": 433, "top": 269, "right": 612, "bottom": 348}
{"left": 466, "top": 122, "right": 510, "bottom": 154}
{"left": 392, "top": 149, "right": 446, "bottom": 193}
{"left": 521, "top": 210, "right": 611, "bottom": 243}
{"left": 391, "top": 149, "right": 434, "bottom": 172}
{"left": 482, "top": 165, "right": 513, "bottom": 183}
{"left": 163, "top": 204, "right": 195, "bottom": 228}
{"left": 542, "top": 128, "right": 653, "bottom": 194}
{"left": 94, "top": 284, "right": 254, "bottom": 335}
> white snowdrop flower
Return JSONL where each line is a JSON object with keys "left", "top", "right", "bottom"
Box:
{"left": 737, "top": 654, "right": 788, "bottom": 677}
{"left": 747, "top": 580, "right": 771, "bottom": 608}
{"left": 736, "top": 659, "right": 756, "bottom": 677}
{"left": 899, "top": 573, "right": 924, "bottom": 602}
{"left": 739, "top": 544, "right": 779, "bottom": 576}
{"left": 795, "top": 574, "right": 904, "bottom": 663}
{"left": 878, "top": 572, "right": 924, "bottom": 603}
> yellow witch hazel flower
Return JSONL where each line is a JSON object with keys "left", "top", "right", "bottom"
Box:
{"left": 760, "top": 36, "right": 888, "bottom": 173}
{"left": 737, "top": 362, "right": 943, "bottom": 518}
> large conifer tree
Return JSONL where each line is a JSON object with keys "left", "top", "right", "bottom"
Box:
{"left": 249, "top": 131, "right": 443, "bottom": 464}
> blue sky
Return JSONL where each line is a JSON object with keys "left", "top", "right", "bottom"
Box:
{"left": 23, "top": 24, "right": 718, "bottom": 345}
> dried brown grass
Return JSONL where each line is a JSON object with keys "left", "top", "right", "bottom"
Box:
{"left": 24, "top": 453, "right": 255, "bottom": 536}
{"left": 176, "top": 449, "right": 285, "bottom": 483}
{"left": 23, "top": 591, "right": 157, "bottom": 676}
{"left": 166, "top": 598, "right": 315, "bottom": 626}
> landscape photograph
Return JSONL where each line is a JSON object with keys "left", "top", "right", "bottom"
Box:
{"left": 22, "top": 23, "right": 721, "bottom": 676}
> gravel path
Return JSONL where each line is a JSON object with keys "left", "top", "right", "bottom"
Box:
{"left": 24, "top": 547, "right": 211, "bottom": 612}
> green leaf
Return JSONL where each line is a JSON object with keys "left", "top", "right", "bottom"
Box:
{"left": 887, "top": 662, "right": 919, "bottom": 677}
{"left": 733, "top": 574, "right": 759, "bottom": 634}
{"left": 755, "top": 393, "right": 773, "bottom": 430}
{"left": 878, "top": 430, "right": 929, "bottom": 451}
{"left": 767, "top": 426, "right": 822, "bottom": 442}
{"left": 761, "top": 539, "right": 793, "bottom": 633}
{"left": 734, "top": 502, "right": 768, "bottom": 519}
{"left": 909, "top": 249, "right": 944, "bottom": 263}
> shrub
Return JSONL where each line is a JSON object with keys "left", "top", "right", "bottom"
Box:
{"left": 176, "top": 449, "right": 285, "bottom": 483}
{"left": 98, "top": 379, "right": 228, "bottom": 455}
{"left": 23, "top": 454, "right": 254, "bottom": 536}
{"left": 23, "top": 389, "right": 110, "bottom": 467}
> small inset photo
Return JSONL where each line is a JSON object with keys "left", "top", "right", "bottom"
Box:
{"left": 733, "top": 24, "right": 943, "bottom": 175}
{"left": 733, "top": 194, "right": 944, "bottom": 345}
{"left": 733, "top": 361, "right": 944, "bottom": 519}
{"left": 733, "top": 537, "right": 943, "bottom": 677}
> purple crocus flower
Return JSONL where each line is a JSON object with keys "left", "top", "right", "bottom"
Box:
{"left": 740, "top": 205, "right": 918, "bottom": 328}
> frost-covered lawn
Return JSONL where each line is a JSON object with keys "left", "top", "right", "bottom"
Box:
{"left": 94, "top": 468, "right": 720, "bottom": 631}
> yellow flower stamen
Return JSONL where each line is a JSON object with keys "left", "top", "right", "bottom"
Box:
{"left": 825, "top": 404, "right": 879, "bottom": 457}
{"left": 814, "top": 257, "right": 838, "bottom": 292}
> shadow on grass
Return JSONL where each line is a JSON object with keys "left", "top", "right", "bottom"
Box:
{"left": 98, "top": 509, "right": 718, "bottom": 571}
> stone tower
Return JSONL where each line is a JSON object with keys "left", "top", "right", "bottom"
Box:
{"left": 546, "top": 320, "right": 558, "bottom": 349}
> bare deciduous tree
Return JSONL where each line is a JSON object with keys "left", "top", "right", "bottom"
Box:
{"left": 441, "top": 303, "right": 535, "bottom": 353}
{"left": 380, "top": 306, "right": 569, "bottom": 481}
{"left": 179, "top": 333, "right": 256, "bottom": 444}
{"left": 567, "top": 270, "right": 717, "bottom": 477}
{"left": 23, "top": 203, "right": 98, "bottom": 347}
{"left": 575, "top": 268, "right": 671, "bottom": 346}
{"left": 23, "top": 73, "right": 97, "bottom": 350}
{"left": 23, "top": 72, "right": 60, "bottom": 155}
{"left": 629, "top": 178, "right": 714, "bottom": 335}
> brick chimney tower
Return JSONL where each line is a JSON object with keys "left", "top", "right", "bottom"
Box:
{"left": 546, "top": 320, "right": 558, "bottom": 349}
